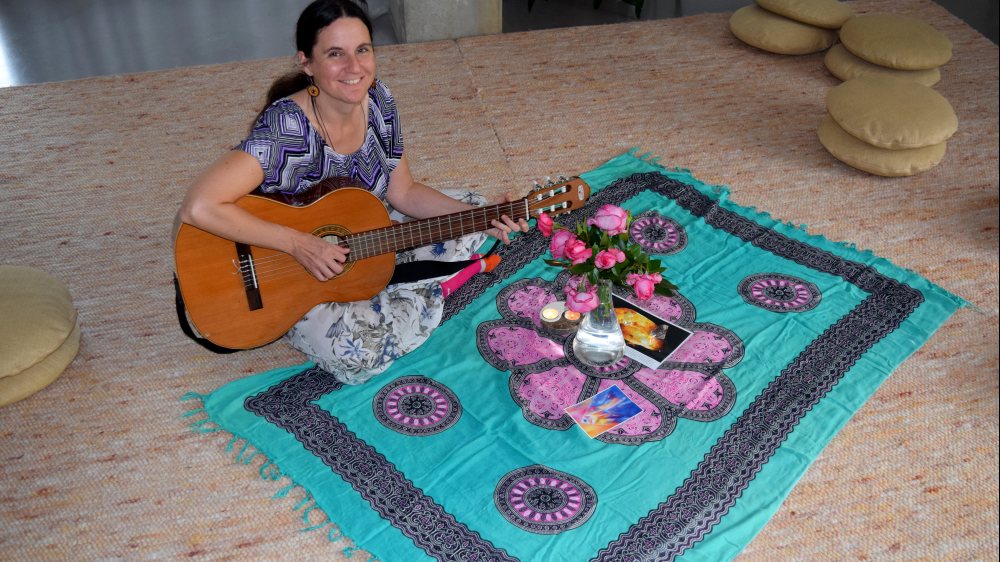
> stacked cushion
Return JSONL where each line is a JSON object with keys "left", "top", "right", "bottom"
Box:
{"left": 826, "top": 76, "right": 957, "bottom": 149}
{"left": 726, "top": 4, "right": 957, "bottom": 176}
{"left": 0, "top": 265, "right": 80, "bottom": 407}
{"left": 819, "top": 76, "right": 957, "bottom": 176}
{"left": 825, "top": 44, "right": 941, "bottom": 86}
{"left": 729, "top": 1, "right": 851, "bottom": 55}
{"left": 818, "top": 115, "right": 947, "bottom": 177}
{"left": 756, "top": 0, "right": 854, "bottom": 29}
{"left": 839, "top": 14, "right": 952, "bottom": 70}
{"left": 826, "top": 15, "right": 952, "bottom": 85}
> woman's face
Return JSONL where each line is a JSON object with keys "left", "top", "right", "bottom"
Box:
{"left": 300, "top": 16, "right": 375, "bottom": 108}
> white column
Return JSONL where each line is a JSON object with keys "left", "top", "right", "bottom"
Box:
{"left": 389, "top": 0, "right": 502, "bottom": 43}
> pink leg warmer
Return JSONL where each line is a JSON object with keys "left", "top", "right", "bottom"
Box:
{"left": 440, "top": 254, "right": 502, "bottom": 298}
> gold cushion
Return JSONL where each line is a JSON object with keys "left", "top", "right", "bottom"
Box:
{"left": 0, "top": 266, "right": 80, "bottom": 407}
{"left": 839, "top": 14, "right": 952, "bottom": 70}
{"left": 818, "top": 114, "right": 946, "bottom": 176}
{"left": 729, "top": 4, "right": 838, "bottom": 55}
{"left": 755, "top": 0, "right": 854, "bottom": 29}
{"left": 826, "top": 76, "right": 958, "bottom": 149}
{"left": 824, "top": 44, "right": 941, "bottom": 86}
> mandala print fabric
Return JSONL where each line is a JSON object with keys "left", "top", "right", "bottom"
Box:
{"left": 198, "top": 152, "right": 965, "bottom": 562}
{"left": 476, "top": 273, "right": 741, "bottom": 445}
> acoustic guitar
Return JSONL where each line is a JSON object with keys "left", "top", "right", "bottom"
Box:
{"left": 174, "top": 177, "right": 591, "bottom": 349}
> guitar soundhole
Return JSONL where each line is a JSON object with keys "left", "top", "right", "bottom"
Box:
{"left": 316, "top": 225, "right": 357, "bottom": 274}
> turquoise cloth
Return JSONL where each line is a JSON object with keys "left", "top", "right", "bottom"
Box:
{"left": 194, "top": 151, "right": 966, "bottom": 561}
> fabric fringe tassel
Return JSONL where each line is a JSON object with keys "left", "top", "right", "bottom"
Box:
{"left": 179, "top": 393, "right": 378, "bottom": 561}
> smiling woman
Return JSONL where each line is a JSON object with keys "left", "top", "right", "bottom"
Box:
{"left": 299, "top": 17, "right": 376, "bottom": 155}
{"left": 173, "top": 0, "right": 529, "bottom": 384}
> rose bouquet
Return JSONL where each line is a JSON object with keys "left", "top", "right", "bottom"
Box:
{"left": 538, "top": 204, "right": 677, "bottom": 313}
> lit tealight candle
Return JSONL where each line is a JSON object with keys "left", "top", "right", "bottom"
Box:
{"left": 539, "top": 301, "right": 581, "bottom": 334}
{"left": 540, "top": 307, "right": 561, "bottom": 321}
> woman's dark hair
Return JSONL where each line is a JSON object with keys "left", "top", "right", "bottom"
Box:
{"left": 254, "top": 0, "right": 372, "bottom": 123}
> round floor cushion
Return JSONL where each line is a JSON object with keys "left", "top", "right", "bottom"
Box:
{"left": 824, "top": 44, "right": 941, "bottom": 86}
{"left": 755, "top": 0, "right": 854, "bottom": 29}
{"left": 730, "top": 4, "right": 838, "bottom": 55}
{"left": 826, "top": 75, "right": 958, "bottom": 149}
{"left": 818, "top": 114, "right": 946, "bottom": 176}
{"left": 839, "top": 14, "right": 952, "bottom": 70}
{"left": 0, "top": 266, "right": 80, "bottom": 407}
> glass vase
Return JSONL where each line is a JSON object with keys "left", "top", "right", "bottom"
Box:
{"left": 572, "top": 279, "right": 625, "bottom": 366}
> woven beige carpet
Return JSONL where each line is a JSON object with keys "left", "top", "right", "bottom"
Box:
{"left": 1, "top": 0, "right": 996, "bottom": 559}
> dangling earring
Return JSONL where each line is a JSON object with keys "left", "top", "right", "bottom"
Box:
{"left": 307, "top": 76, "right": 320, "bottom": 97}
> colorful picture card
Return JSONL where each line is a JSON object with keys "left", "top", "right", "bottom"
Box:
{"left": 565, "top": 384, "right": 643, "bottom": 438}
{"left": 612, "top": 294, "right": 693, "bottom": 369}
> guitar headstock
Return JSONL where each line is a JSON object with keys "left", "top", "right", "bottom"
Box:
{"left": 524, "top": 176, "right": 591, "bottom": 219}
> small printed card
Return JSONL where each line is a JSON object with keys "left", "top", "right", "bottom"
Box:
{"left": 565, "top": 384, "right": 643, "bottom": 438}
{"left": 612, "top": 294, "right": 693, "bottom": 369}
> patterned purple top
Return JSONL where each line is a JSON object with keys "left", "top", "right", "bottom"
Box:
{"left": 238, "top": 79, "right": 403, "bottom": 201}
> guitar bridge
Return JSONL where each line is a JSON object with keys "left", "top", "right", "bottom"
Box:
{"left": 235, "top": 243, "right": 263, "bottom": 311}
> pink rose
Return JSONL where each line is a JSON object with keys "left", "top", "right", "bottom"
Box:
{"left": 537, "top": 212, "right": 554, "bottom": 237}
{"left": 594, "top": 248, "right": 626, "bottom": 270}
{"left": 563, "top": 239, "right": 593, "bottom": 265}
{"left": 627, "top": 272, "right": 662, "bottom": 300}
{"left": 550, "top": 230, "right": 577, "bottom": 260}
{"left": 586, "top": 204, "right": 629, "bottom": 235}
{"left": 564, "top": 283, "right": 600, "bottom": 313}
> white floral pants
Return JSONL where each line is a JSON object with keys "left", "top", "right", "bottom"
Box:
{"left": 284, "top": 191, "right": 489, "bottom": 385}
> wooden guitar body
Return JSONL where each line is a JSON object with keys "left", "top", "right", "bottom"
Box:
{"left": 174, "top": 189, "right": 395, "bottom": 349}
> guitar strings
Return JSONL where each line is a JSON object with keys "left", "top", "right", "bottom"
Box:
{"left": 233, "top": 200, "right": 532, "bottom": 286}
{"left": 347, "top": 201, "right": 527, "bottom": 260}
{"left": 228, "top": 182, "right": 572, "bottom": 282}
{"left": 235, "top": 200, "right": 531, "bottom": 279}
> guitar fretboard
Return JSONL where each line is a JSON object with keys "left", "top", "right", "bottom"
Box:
{"left": 344, "top": 200, "right": 530, "bottom": 261}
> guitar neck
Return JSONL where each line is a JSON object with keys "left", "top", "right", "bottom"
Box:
{"left": 345, "top": 199, "right": 530, "bottom": 260}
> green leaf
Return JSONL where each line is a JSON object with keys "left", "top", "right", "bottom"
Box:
{"left": 653, "top": 279, "right": 678, "bottom": 296}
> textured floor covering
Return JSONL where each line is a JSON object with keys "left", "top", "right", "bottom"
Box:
{"left": 1, "top": 0, "right": 996, "bottom": 560}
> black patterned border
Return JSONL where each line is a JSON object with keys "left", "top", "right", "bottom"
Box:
{"left": 591, "top": 174, "right": 923, "bottom": 560}
{"left": 244, "top": 171, "right": 924, "bottom": 562}
{"left": 244, "top": 368, "right": 516, "bottom": 562}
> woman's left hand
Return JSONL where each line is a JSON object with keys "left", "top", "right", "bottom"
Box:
{"left": 487, "top": 192, "right": 531, "bottom": 244}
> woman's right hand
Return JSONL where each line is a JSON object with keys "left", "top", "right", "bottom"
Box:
{"left": 288, "top": 230, "right": 351, "bottom": 281}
